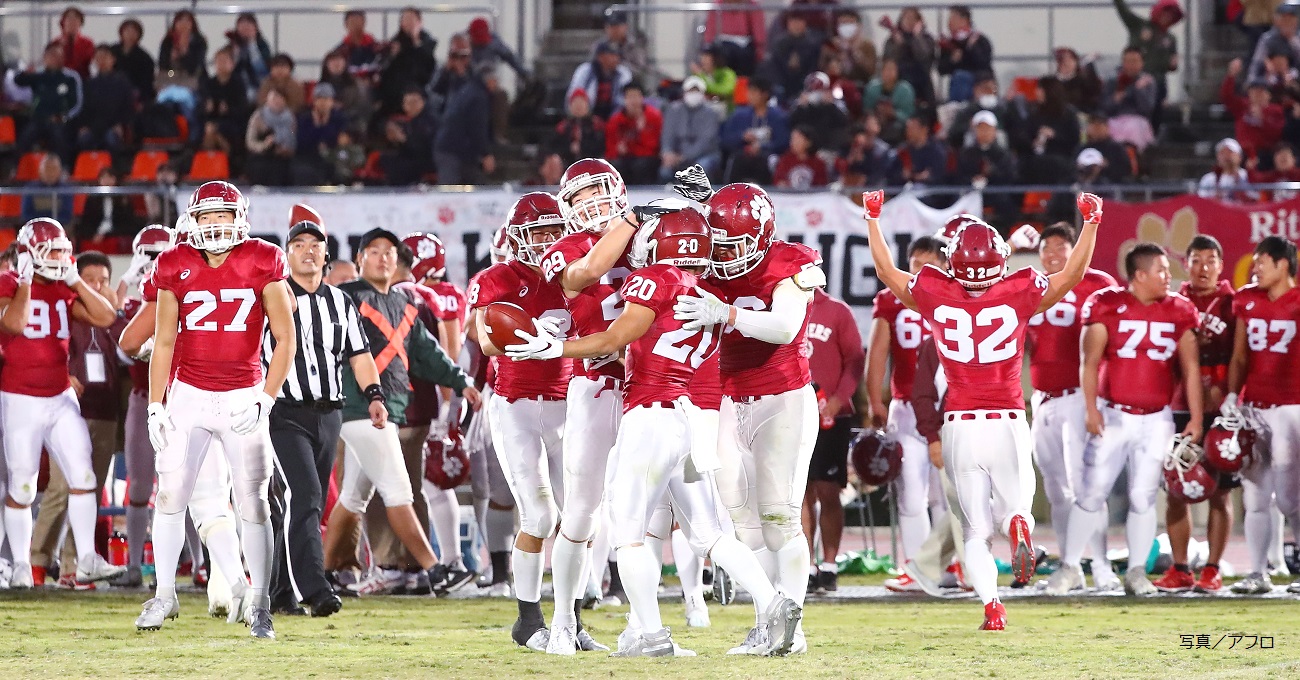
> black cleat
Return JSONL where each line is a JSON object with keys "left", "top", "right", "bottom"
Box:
{"left": 310, "top": 591, "right": 343, "bottom": 618}
{"left": 818, "top": 570, "right": 838, "bottom": 592}
{"left": 248, "top": 607, "right": 275, "bottom": 639}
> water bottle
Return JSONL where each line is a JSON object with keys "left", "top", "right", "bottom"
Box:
{"left": 108, "top": 531, "right": 128, "bottom": 566}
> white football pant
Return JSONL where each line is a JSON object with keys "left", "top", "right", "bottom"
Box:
{"left": 1031, "top": 390, "right": 1109, "bottom": 566}
{"left": 888, "top": 400, "right": 938, "bottom": 560}
{"left": 486, "top": 395, "right": 565, "bottom": 540}
{"left": 1241, "top": 404, "right": 1300, "bottom": 574}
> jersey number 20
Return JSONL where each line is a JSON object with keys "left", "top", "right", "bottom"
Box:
{"left": 184, "top": 288, "right": 256, "bottom": 332}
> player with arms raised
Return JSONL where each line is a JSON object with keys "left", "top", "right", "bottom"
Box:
{"left": 136, "top": 181, "right": 297, "bottom": 639}
{"left": 863, "top": 191, "right": 1102, "bottom": 630}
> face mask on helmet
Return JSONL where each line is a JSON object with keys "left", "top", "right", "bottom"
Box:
{"left": 27, "top": 237, "right": 74, "bottom": 280}
{"left": 509, "top": 217, "right": 566, "bottom": 266}
{"left": 559, "top": 173, "right": 628, "bottom": 233}
{"left": 710, "top": 228, "right": 766, "bottom": 280}
{"left": 189, "top": 207, "right": 249, "bottom": 253}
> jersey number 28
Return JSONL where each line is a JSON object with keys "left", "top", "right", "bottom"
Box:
{"left": 184, "top": 288, "right": 256, "bottom": 332}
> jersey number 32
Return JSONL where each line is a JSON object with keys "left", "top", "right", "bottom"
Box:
{"left": 932, "top": 304, "right": 1018, "bottom": 364}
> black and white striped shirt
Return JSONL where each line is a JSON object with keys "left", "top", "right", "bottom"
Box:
{"left": 262, "top": 277, "right": 370, "bottom": 404}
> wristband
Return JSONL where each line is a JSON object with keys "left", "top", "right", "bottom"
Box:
{"left": 363, "top": 383, "right": 385, "bottom": 403}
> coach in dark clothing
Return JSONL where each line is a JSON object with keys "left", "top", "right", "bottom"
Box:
{"left": 265, "top": 208, "right": 385, "bottom": 617}
{"left": 434, "top": 63, "right": 495, "bottom": 184}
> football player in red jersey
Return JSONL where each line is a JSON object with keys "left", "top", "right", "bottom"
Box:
{"left": 1225, "top": 236, "right": 1300, "bottom": 594}
{"left": 136, "top": 181, "right": 297, "bottom": 639}
{"left": 870, "top": 235, "right": 947, "bottom": 592}
{"left": 671, "top": 183, "right": 826, "bottom": 654}
{"left": 864, "top": 190, "right": 1101, "bottom": 630}
{"left": 1024, "top": 223, "right": 1120, "bottom": 591}
{"left": 507, "top": 207, "right": 803, "bottom": 657}
{"left": 469, "top": 192, "right": 579, "bottom": 651}
{"left": 0, "top": 218, "right": 120, "bottom": 590}
{"left": 1153, "top": 235, "right": 1237, "bottom": 594}
{"left": 1047, "top": 242, "right": 1203, "bottom": 598}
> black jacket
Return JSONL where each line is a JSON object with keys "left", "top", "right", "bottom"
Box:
{"left": 435, "top": 78, "right": 491, "bottom": 160}
{"left": 77, "top": 71, "right": 135, "bottom": 135}
{"left": 379, "top": 30, "right": 437, "bottom": 113}
{"left": 110, "top": 43, "right": 156, "bottom": 102}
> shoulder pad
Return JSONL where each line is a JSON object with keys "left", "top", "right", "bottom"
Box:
{"left": 791, "top": 263, "right": 826, "bottom": 291}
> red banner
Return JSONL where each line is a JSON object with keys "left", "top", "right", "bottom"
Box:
{"left": 1097, "top": 195, "right": 1300, "bottom": 288}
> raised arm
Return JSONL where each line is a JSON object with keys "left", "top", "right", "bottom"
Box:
{"left": 553, "top": 215, "right": 639, "bottom": 296}
{"left": 1039, "top": 193, "right": 1102, "bottom": 313}
{"left": 861, "top": 191, "right": 917, "bottom": 310}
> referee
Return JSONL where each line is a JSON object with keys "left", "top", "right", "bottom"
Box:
{"left": 265, "top": 204, "right": 388, "bottom": 617}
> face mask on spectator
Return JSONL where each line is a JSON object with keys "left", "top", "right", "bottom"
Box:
{"left": 837, "top": 23, "right": 858, "bottom": 39}
{"left": 978, "top": 93, "right": 998, "bottom": 109}
{"left": 684, "top": 90, "right": 705, "bottom": 107}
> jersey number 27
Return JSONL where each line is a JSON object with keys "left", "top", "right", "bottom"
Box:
{"left": 184, "top": 288, "right": 256, "bottom": 332}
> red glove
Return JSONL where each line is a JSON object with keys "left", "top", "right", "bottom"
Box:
{"left": 1077, "top": 193, "right": 1103, "bottom": 223}
{"left": 862, "top": 190, "right": 884, "bottom": 220}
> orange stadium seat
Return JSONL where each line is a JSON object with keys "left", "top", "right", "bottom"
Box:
{"left": 142, "top": 114, "right": 189, "bottom": 149}
{"left": 0, "top": 195, "right": 20, "bottom": 220}
{"left": 1010, "top": 76, "right": 1040, "bottom": 102}
{"left": 71, "top": 151, "right": 112, "bottom": 182}
{"left": 127, "top": 150, "right": 169, "bottom": 182}
{"left": 15, "top": 152, "right": 45, "bottom": 182}
{"left": 188, "top": 150, "right": 230, "bottom": 181}
{"left": 0, "top": 116, "right": 15, "bottom": 147}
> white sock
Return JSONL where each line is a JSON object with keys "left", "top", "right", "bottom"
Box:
{"left": 4, "top": 505, "right": 34, "bottom": 566}
{"left": 752, "top": 547, "right": 778, "bottom": 624}
{"left": 587, "top": 521, "right": 612, "bottom": 595}
{"left": 184, "top": 514, "right": 204, "bottom": 568}
{"left": 616, "top": 544, "right": 663, "bottom": 632}
{"left": 776, "top": 535, "right": 811, "bottom": 607}
{"left": 1050, "top": 501, "right": 1071, "bottom": 557}
{"left": 644, "top": 533, "right": 665, "bottom": 564}
{"left": 67, "top": 493, "right": 99, "bottom": 566}
{"left": 1062, "top": 505, "right": 1100, "bottom": 567}
{"left": 672, "top": 529, "right": 703, "bottom": 605}
{"left": 1089, "top": 503, "right": 1112, "bottom": 575}
{"left": 486, "top": 507, "right": 516, "bottom": 553}
{"left": 203, "top": 519, "right": 246, "bottom": 591}
{"left": 428, "top": 488, "right": 463, "bottom": 567}
{"left": 127, "top": 505, "right": 150, "bottom": 567}
{"left": 152, "top": 510, "right": 187, "bottom": 594}
{"left": 1271, "top": 505, "right": 1287, "bottom": 572}
{"left": 963, "top": 537, "right": 999, "bottom": 604}
{"left": 899, "top": 513, "right": 931, "bottom": 561}
{"left": 240, "top": 519, "right": 273, "bottom": 607}
{"left": 472, "top": 497, "right": 489, "bottom": 563}
{"left": 1245, "top": 508, "right": 1273, "bottom": 574}
{"left": 512, "top": 547, "right": 543, "bottom": 603}
{"left": 709, "top": 536, "right": 775, "bottom": 612}
{"left": 1126, "top": 507, "right": 1156, "bottom": 576}
{"left": 549, "top": 537, "right": 587, "bottom": 627}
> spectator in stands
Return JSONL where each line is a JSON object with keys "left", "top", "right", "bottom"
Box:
{"left": 702, "top": 0, "right": 766, "bottom": 76}
{"left": 331, "top": 128, "right": 367, "bottom": 184}
{"left": 889, "top": 112, "right": 950, "bottom": 187}
{"left": 78, "top": 168, "right": 142, "bottom": 240}
{"left": 1114, "top": 0, "right": 1182, "bottom": 126}
{"left": 837, "top": 115, "right": 895, "bottom": 187}
{"left": 75, "top": 45, "right": 135, "bottom": 153}
{"left": 524, "top": 152, "right": 565, "bottom": 186}
{"left": 202, "top": 46, "right": 251, "bottom": 158}
{"left": 321, "top": 50, "right": 369, "bottom": 132}
{"left": 381, "top": 89, "right": 436, "bottom": 184}
{"left": 883, "top": 7, "right": 938, "bottom": 105}
{"left": 1261, "top": 43, "right": 1299, "bottom": 100}
{"left": 334, "top": 10, "right": 381, "bottom": 76}
{"left": 1224, "top": 59, "right": 1287, "bottom": 165}
{"left": 1102, "top": 47, "right": 1157, "bottom": 151}
{"left": 937, "top": 5, "right": 993, "bottom": 102}
{"left": 1048, "top": 149, "right": 1110, "bottom": 221}
{"left": 55, "top": 7, "right": 95, "bottom": 80}
{"left": 435, "top": 63, "right": 496, "bottom": 184}
{"left": 660, "top": 76, "right": 723, "bottom": 181}
{"left": 774, "top": 126, "right": 829, "bottom": 189}
{"left": 598, "top": 10, "right": 649, "bottom": 80}
{"left": 294, "top": 83, "right": 346, "bottom": 184}
{"left": 227, "top": 12, "right": 272, "bottom": 102}
{"left": 245, "top": 88, "right": 296, "bottom": 186}
{"left": 1053, "top": 48, "right": 1102, "bottom": 113}
{"left": 567, "top": 42, "right": 633, "bottom": 121}
{"left": 720, "top": 76, "right": 788, "bottom": 184}
{"left": 946, "top": 72, "right": 1014, "bottom": 149}
{"left": 823, "top": 10, "right": 877, "bottom": 86}
{"left": 692, "top": 45, "right": 738, "bottom": 105}
{"left": 605, "top": 82, "right": 662, "bottom": 185}
{"left": 789, "top": 72, "right": 850, "bottom": 155}
{"left": 378, "top": 7, "right": 438, "bottom": 117}
{"left": 1249, "top": 142, "right": 1300, "bottom": 199}
{"left": 956, "top": 110, "right": 1017, "bottom": 219}
{"left": 15, "top": 43, "right": 82, "bottom": 163}
{"left": 427, "top": 35, "right": 472, "bottom": 119}
{"left": 467, "top": 17, "right": 526, "bottom": 143}
{"left": 159, "top": 10, "right": 208, "bottom": 83}
{"left": 21, "top": 155, "right": 74, "bottom": 223}
{"left": 863, "top": 58, "right": 916, "bottom": 121}
{"left": 1081, "top": 113, "right": 1135, "bottom": 182}
{"left": 766, "top": 13, "right": 822, "bottom": 102}
{"left": 200, "top": 120, "right": 232, "bottom": 155}
{"left": 1250, "top": 4, "right": 1300, "bottom": 80}
{"left": 257, "top": 53, "right": 306, "bottom": 113}
{"left": 1013, "top": 76, "right": 1082, "bottom": 184}
{"left": 774, "top": 0, "right": 840, "bottom": 42}
{"left": 550, "top": 89, "right": 606, "bottom": 166}
{"left": 820, "top": 53, "right": 863, "bottom": 120}
{"left": 111, "top": 19, "right": 155, "bottom": 103}
{"left": 1198, "top": 138, "right": 1258, "bottom": 202}
{"left": 1239, "top": 0, "right": 1286, "bottom": 60}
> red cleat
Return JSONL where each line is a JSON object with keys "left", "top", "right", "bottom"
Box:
{"left": 1152, "top": 567, "right": 1195, "bottom": 593}
{"left": 980, "top": 601, "right": 1006, "bottom": 630}
{"left": 947, "top": 563, "right": 973, "bottom": 591}
{"left": 1194, "top": 565, "right": 1222, "bottom": 593}
{"left": 1009, "top": 515, "right": 1034, "bottom": 584}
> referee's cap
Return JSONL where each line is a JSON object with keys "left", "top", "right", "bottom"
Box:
{"left": 289, "top": 203, "right": 326, "bottom": 242}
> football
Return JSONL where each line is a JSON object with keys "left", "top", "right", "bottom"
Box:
{"left": 483, "top": 302, "right": 536, "bottom": 351}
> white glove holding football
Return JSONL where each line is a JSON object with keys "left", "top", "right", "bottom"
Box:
{"left": 15, "top": 252, "right": 33, "bottom": 284}
{"left": 674, "top": 288, "right": 731, "bottom": 331}
{"left": 231, "top": 391, "right": 276, "bottom": 435}
{"left": 147, "top": 402, "right": 175, "bottom": 453}
{"left": 1220, "top": 392, "right": 1242, "bottom": 421}
{"left": 1008, "top": 224, "right": 1041, "bottom": 251}
{"left": 506, "top": 318, "right": 564, "bottom": 361}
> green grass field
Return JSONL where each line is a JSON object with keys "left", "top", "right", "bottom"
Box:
{"left": 3, "top": 576, "right": 1300, "bottom": 679}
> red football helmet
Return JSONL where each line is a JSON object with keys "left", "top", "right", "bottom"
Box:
{"left": 186, "top": 180, "right": 249, "bottom": 252}
{"left": 1202, "top": 414, "right": 1257, "bottom": 474}
{"left": 505, "top": 192, "right": 566, "bottom": 266}
{"left": 945, "top": 219, "right": 1010, "bottom": 289}
{"left": 850, "top": 429, "right": 903, "bottom": 487}
{"left": 1163, "top": 435, "right": 1218, "bottom": 504}
{"left": 557, "top": 158, "right": 628, "bottom": 233}
{"left": 133, "top": 224, "right": 175, "bottom": 260}
{"left": 490, "top": 225, "right": 511, "bottom": 263}
{"left": 937, "top": 213, "right": 981, "bottom": 244}
{"left": 289, "top": 203, "right": 323, "bottom": 230}
{"left": 629, "top": 205, "right": 711, "bottom": 270}
{"left": 17, "top": 218, "right": 74, "bottom": 281}
{"left": 705, "top": 183, "right": 776, "bottom": 280}
{"left": 424, "top": 426, "right": 471, "bottom": 490}
{"left": 403, "top": 232, "right": 447, "bottom": 280}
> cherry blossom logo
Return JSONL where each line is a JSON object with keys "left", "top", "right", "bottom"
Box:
{"left": 416, "top": 239, "right": 440, "bottom": 259}
{"left": 805, "top": 209, "right": 824, "bottom": 227}
{"left": 1181, "top": 480, "right": 1206, "bottom": 500}
{"left": 442, "top": 454, "right": 464, "bottom": 479}
{"left": 1118, "top": 206, "right": 1197, "bottom": 281}
{"left": 750, "top": 195, "right": 773, "bottom": 226}
{"left": 1216, "top": 438, "right": 1240, "bottom": 461}
{"left": 869, "top": 455, "right": 891, "bottom": 478}
{"left": 437, "top": 206, "right": 456, "bottom": 225}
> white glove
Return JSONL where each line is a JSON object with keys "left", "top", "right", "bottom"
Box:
{"left": 1008, "top": 224, "right": 1041, "bottom": 251}
{"left": 1220, "top": 392, "right": 1241, "bottom": 421}
{"left": 505, "top": 321, "right": 564, "bottom": 361}
{"left": 119, "top": 253, "right": 151, "bottom": 292}
{"left": 231, "top": 391, "right": 276, "bottom": 435}
{"left": 62, "top": 262, "right": 81, "bottom": 288}
{"left": 147, "top": 402, "right": 175, "bottom": 453}
{"left": 674, "top": 288, "right": 731, "bottom": 332}
{"left": 15, "top": 252, "right": 33, "bottom": 284}
{"left": 133, "top": 337, "right": 155, "bottom": 362}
